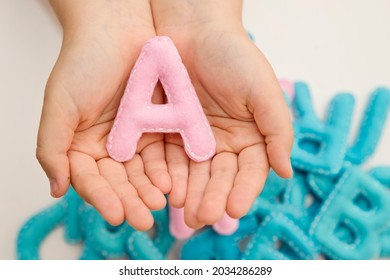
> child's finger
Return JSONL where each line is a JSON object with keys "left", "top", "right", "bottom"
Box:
{"left": 36, "top": 92, "right": 77, "bottom": 197}
{"left": 97, "top": 157, "right": 154, "bottom": 231}
{"left": 166, "top": 141, "right": 189, "bottom": 208}
{"left": 227, "top": 144, "right": 269, "bottom": 218}
{"left": 124, "top": 154, "right": 167, "bottom": 210}
{"left": 140, "top": 139, "right": 172, "bottom": 194}
{"left": 184, "top": 160, "right": 211, "bottom": 229}
{"left": 197, "top": 152, "right": 238, "bottom": 225}
{"left": 250, "top": 74, "right": 294, "bottom": 178}
{"left": 68, "top": 151, "right": 124, "bottom": 226}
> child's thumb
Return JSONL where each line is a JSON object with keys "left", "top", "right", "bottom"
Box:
{"left": 36, "top": 92, "right": 77, "bottom": 197}
{"left": 250, "top": 76, "right": 294, "bottom": 178}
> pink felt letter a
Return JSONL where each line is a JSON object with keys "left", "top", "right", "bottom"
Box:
{"left": 107, "top": 36, "right": 216, "bottom": 162}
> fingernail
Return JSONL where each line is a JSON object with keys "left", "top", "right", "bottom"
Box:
{"left": 289, "top": 161, "right": 294, "bottom": 176}
{"left": 50, "top": 179, "right": 58, "bottom": 196}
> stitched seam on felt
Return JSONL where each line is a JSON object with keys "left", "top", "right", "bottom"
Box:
{"left": 309, "top": 169, "right": 353, "bottom": 236}
{"left": 107, "top": 37, "right": 215, "bottom": 161}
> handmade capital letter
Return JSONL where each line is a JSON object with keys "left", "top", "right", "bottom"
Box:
{"left": 107, "top": 36, "right": 216, "bottom": 162}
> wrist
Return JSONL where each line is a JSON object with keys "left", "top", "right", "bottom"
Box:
{"left": 152, "top": 0, "right": 244, "bottom": 35}
{"left": 50, "top": 0, "right": 154, "bottom": 43}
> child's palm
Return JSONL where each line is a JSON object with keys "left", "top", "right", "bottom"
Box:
{"left": 37, "top": 29, "right": 170, "bottom": 230}
{"left": 165, "top": 29, "right": 293, "bottom": 228}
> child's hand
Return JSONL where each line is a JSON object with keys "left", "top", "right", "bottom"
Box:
{"left": 153, "top": 0, "right": 294, "bottom": 228}
{"left": 36, "top": 0, "right": 171, "bottom": 230}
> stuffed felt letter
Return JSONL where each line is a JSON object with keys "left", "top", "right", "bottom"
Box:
{"left": 169, "top": 206, "right": 239, "bottom": 239}
{"left": 107, "top": 36, "right": 216, "bottom": 162}
{"left": 291, "top": 82, "right": 355, "bottom": 175}
{"left": 309, "top": 167, "right": 390, "bottom": 259}
{"left": 242, "top": 213, "right": 319, "bottom": 260}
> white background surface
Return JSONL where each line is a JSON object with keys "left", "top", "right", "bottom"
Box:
{"left": 0, "top": 0, "right": 389, "bottom": 260}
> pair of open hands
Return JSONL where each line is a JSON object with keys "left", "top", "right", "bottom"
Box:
{"left": 36, "top": 0, "right": 293, "bottom": 231}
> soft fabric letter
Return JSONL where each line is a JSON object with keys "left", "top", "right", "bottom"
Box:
{"left": 107, "top": 36, "right": 216, "bottom": 162}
